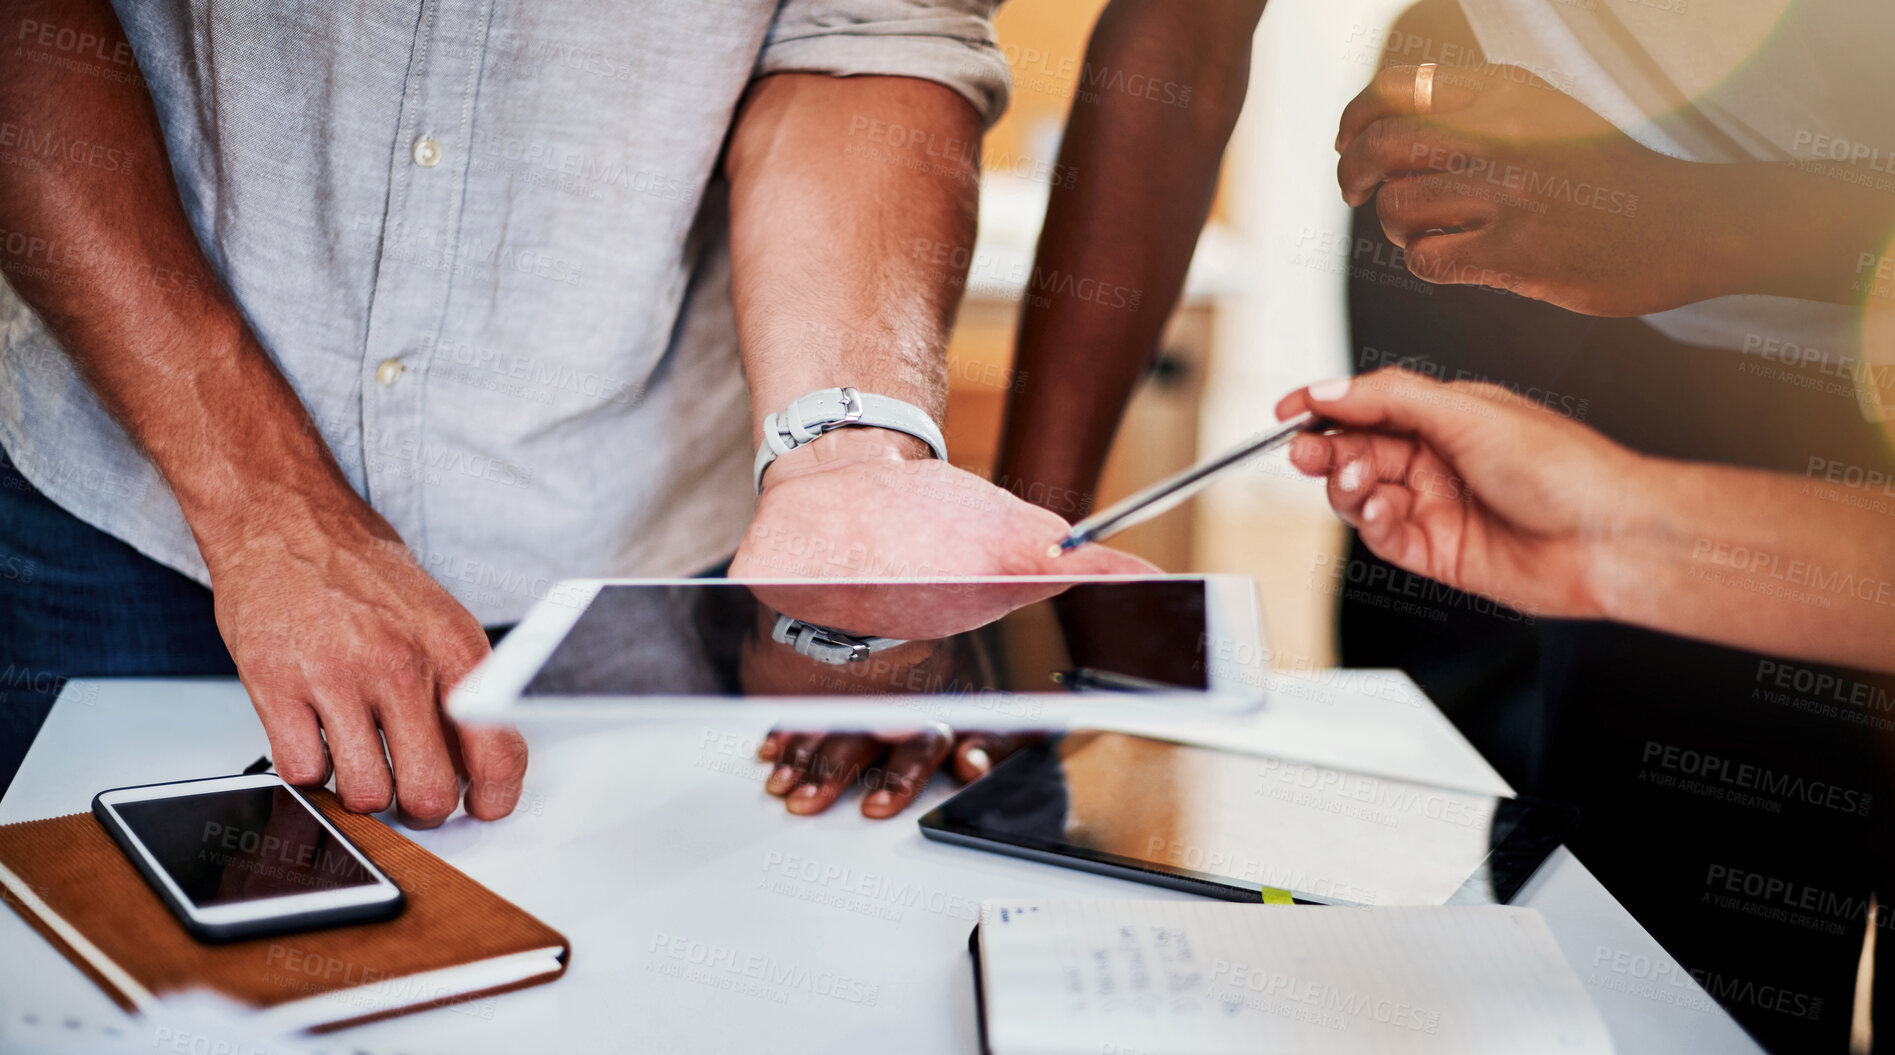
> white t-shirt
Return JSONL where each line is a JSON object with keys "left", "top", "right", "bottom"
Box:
{"left": 1458, "top": 0, "right": 1895, "bottom": 419}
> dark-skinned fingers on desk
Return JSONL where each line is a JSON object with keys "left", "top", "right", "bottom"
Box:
{"left": 781, "top": 734, "right": 884, "bottom": 816}
{"left": 757, "top": 729, "right": 793, "bottom": 765}
{"left": 760, "top": 730, "right": 849, "bottom": 802}
{"left": 862, "top": 729, "right": 952, "bottom": 819}
{"left": 951, "top": 732, "right": 1043, "bottom": 784}
{"left": 764, "top": 732, "right": 823, "bottom": 795}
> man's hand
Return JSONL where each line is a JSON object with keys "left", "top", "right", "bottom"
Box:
{"left": 1335, "top": 64, "right": 1721, "bottom": 316}
{"left": 730, "top": 428, "right": 1151, "bottom": 820}
{"left": 730, "top": 429, "right": 1155, "bottom": 639}
{"left": 1279, "top": 369, "right": 1647, "bottom": 619}
{"left": 202, "top": 499, "right": 528, "bottom": 828}
{"left": 0, "top": 0, "right": 527, "bottom": 829}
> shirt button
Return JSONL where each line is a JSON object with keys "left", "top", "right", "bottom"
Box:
{"left": 375, "top": 359, "right": 405, "bottom": 386}
{"left": 411, "top": 136, "right": 441, "bottom": 168}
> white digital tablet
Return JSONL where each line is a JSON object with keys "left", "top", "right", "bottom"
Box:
{"left": 448, "top": 575, "right": 1268, "bottom": 729}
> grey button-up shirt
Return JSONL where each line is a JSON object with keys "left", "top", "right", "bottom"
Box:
{"left": 0, "top": 0, "right": 1007, "bottom": 623}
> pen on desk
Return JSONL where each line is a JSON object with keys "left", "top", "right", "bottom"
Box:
{"left": 1052, "top": 667, "right": 1174, "bottom": 693}
{"left": 1051, "top": 411, "right": 1327, "bottom": 556}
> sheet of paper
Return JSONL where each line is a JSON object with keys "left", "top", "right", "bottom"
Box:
{"left": 978, "top": 899, "right": 1614, "bottom": 1055}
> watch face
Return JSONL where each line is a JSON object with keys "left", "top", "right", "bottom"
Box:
{"left": 520, "top": 580, "right": 1212, "bottom": 700}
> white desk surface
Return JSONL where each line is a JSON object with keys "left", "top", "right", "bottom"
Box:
{"left": 0, "top": 675, "right": 1761, "bottom": 1054}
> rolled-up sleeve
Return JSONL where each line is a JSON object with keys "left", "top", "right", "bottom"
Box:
{"left": 756, "top": 0, "right": 1011, "bottom": 127}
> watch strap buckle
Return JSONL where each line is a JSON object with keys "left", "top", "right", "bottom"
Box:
{"left": 771, "top": 614, "right": 905, "bottom": 665}
{"left": 752, "top": 386, "right": 948, "bottom": 492}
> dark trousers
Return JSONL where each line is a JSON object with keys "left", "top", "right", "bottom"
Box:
{"left": 1343, "top": 204, "right": 1895, "bottom": 1053}
{"left": 0, "top": 446, "right": 734, "bottom": 796}
{"left": 0, "top": 448, "right": 235, "bottom": 793}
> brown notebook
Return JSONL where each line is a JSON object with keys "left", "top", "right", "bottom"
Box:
{"left": 0, "top": 789, "right": 569, "bottom": 1032}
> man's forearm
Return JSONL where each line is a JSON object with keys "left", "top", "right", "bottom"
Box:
{"left": 726, "top": 72, "right": 980, "bottom": 474}
{"left": 1598, "top": 457, "right": 1895, "bottom": 673}
{"left": 0, "top": 0, "right": 354, "bottom": 558}
{"left": 995, "top": 0, "right": 1265, "bottom": 516}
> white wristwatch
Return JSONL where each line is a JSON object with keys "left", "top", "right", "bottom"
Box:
{"left": 753, "top": 386, "right": 948, "bottom": 492}
{"left": 770, "top": 614, "right": 908, "bottom": 665}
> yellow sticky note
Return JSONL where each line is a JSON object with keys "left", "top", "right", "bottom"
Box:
{"left": 1260, "top": 886, "right": 1295, "bottom": 904}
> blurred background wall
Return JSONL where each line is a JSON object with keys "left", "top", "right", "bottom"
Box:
{"left": 948, "top": 0, "right": 1416, "bottom": 670}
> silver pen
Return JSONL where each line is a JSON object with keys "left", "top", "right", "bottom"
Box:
{"left": 1051, "top": 411, "right": 1326, "bottom": 556}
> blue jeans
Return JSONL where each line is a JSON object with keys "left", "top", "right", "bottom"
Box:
{"left": 0, "top": 447, "right": 733, "bottom": 796}
{"left": 0, "top": 448, "right": 234, "bottom": 794}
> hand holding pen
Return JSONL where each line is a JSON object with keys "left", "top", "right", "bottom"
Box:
{"left": 1052, "top": 411, "right": 1329, "bottom": 556}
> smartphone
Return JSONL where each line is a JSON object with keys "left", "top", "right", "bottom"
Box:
{"left": 92, "top": 774, "right": 404, "bottom": 943}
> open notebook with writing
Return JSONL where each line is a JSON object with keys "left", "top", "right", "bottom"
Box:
{"left": 972, "top": 899, "right": 1613, "bottom": 1055}
{"left": 0, "top": 789, "right": 567, "bottom": 1032}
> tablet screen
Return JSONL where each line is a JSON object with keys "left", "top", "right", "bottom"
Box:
{"left": 521, "top": 580, "right": 1211, "bottom": 700}
{"left": 921, "top": 732, "right": 1574, "bottom": 906}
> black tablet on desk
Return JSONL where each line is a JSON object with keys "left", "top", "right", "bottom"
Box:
{"left": 920, "top": 731, "right": 1576, "bottom": 905}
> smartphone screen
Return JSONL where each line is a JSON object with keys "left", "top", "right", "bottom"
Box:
{"left": 112, "top": 785, "right": 379, "bottom": 907}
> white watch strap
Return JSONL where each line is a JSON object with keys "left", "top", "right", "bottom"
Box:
{"left": 771, "top": 614, "right": 907, "bottom": 665}
{"left": 753, "top": 386, "right": 948, "bottom": 492}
